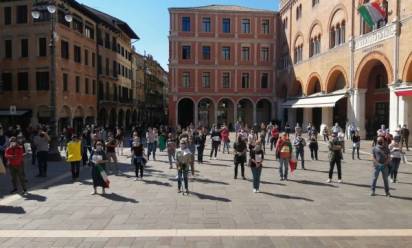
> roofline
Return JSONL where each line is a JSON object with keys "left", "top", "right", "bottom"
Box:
{"left": 168, "top": 5, "right": 277, "bottom": 14}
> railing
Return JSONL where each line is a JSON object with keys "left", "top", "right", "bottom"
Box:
{"left": 353, "top": 23, "right": 397, "bottom": 50}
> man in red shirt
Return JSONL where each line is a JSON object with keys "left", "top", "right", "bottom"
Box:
{"left": 270, "top": 125, "right": 280, "bottom": 151}
{"left": 220, "top": 124, "right": 230, "bottom": 154}
{"left": 5, "top": 137, "right": 27, "bottom": 194}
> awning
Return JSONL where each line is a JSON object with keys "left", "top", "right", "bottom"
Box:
{"left": 395, "top": 88, "right": 412, "bottom": 97}
{"left": 0, "top": 110, "right": 30, "bottom": 116}
{"left": 282, "top": 90, "right": 347, "bottom": 108}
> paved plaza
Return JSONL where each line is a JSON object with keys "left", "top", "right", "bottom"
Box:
{"left": 0, "top": 135, "right": 412, "bottom": 247}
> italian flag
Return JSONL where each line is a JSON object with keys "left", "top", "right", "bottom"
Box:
{"left": 97, "top": 165, "right": 110, "bottom": 187}
{"left": 358, "top": 1, "right": 386, "bottom": 28}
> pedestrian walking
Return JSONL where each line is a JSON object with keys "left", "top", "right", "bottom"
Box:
{"left": 209, "top": 126, "right": 221, "bottom": 160}
{"left": 309, "top": 135, "right": 318, "bottom": 160}
{"left": 293, "top": 134, "right": 306, "bottom": 169}
{"left": 276, "top": 133, "right": 292, "bottom": 181}
{"left": 105, "top": 135, "right": 119, "bottom": 174}
{"left": 33, "top": 130, "right": 50, "bottom": 177}
{"left": 352, "top": 131, "right": 361, "bottom": 160}
{"left": 167, "top": 133, "right": 177, "bottom": 168}
{"left": 327, "top": 133, "right": 343, "bottom": 183}
{"left": 389, "top": 138, "right": 402, "bottom": 183}
{"left": 90, "top": 141, "right": 109, "bottom": 195}
{"left": 130, "top": 140, "right": 145, "bottom": 180}
{"left": 5, "top": 137, "right": 27, "bottom": 195}
{"left": 371, "top": 137, "right": 391, "bottom": 197}
{"left": 233, "top": 135, "right": 247, "bottom": 180}
{"left": 249, "top": 140, "right": 264, "bottom": 193}
{"left": 284, "top": 123, "right": 291, "bottom": 135}
{"left": 66, "top": 135, "right": 82, "bottom": 181}
{"left": 176, "top": 138, "right": 192, "bottom": 195}
{"left": 401, "top": 124, "right": 409, "bottom": 151}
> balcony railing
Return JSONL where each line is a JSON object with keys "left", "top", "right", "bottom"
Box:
{"left": 353, "top": 23, "right": 397, "bottom": 50}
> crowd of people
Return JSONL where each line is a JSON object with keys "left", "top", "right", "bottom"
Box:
{"left": 0, "top": 120, "right": 410, "bottom": 197}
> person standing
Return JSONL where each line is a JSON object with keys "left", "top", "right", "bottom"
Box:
{"left": 293, "top": 134, "right": 306, "bottom": 169}
{"left": 66, "top": 135, "right": 82, "bottom": 181}
{"left": 284, "top": 123, "right": 291, "bottom": 135}
{"left": 195, "top": 128, "right": 206, "bottom": 164}
{"left": 259, "top": 123, "right": 267, "bottom": 152}
{"left": 105, "top": 135, "right": 118, "bottom": 175}
{"left": 81, "top": 131, "right": 89, "bottom": 166}
{"left": 389, "top": 138, "right": 402, "bottom": 183}
{"left": 295, "top": 123, "right": 302, "bottom": 136}
{"left": 233, "top": 135, "right": 247, "bottom": 180}
{"left": 188, "top": 135, "right": 196, "bottom": 176}
{"left": 371, "top": 137, "right": 391, "bottom": 197}
{"left": 90, "top": 141, "right": 109, "bottom": 195}
{"left": 33, "top": 131, "right": 50, "bottom": 177}
{"left": 248, "top": 129, "right": 257, "bottom": 151}
{"left": 352, "top": 131, "right": 361, "bottom": 160}
{"left": 401, "top": 124, "right": 409, "bottom": 151}
{"left": 332, "top": 123, "right": 342, "bottom": 134}
{"left": 158, "top": 131, "right": 167, "bottom": 152}
{"left": 131, "top": 140, "right": 145, "bottom": 180}
{"left": 249, "top": 140, "right": 264, "bottom": 193}
{"left": 221, "top": 124, "right": 230, "bottom": 154}
{"left": 276, "top": 133, "right": 292, "bottom": 181}
{"left": 167, "top": 133, "right": 177, "bottom": 169}
{"left": 322, "top": 126, "right": 330, "bottom": 141}
{"left": 5, "top": 137, "right": 27, "bottom": 194}
{"left": 115, "top": 128, "right": 124, "bottom": 156}
{"left": 209, "top": 126, "right": 221, "bottom": 160}
{"left": 308, "top": 135, "right": 318, "bottom": 160}
{"left": 0, "top": 126, "right": 9, "bottom": 168}
{"left": 327, "top": 133, "right": 343, "bottom": 183}
{"left": 176, "top": 138, "right": 192, "bottom": 194}
{"left": 146, "top": 128, "right": 157, "bottom": 160}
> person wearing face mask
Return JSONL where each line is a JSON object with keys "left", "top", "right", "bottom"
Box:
{"left": 5, "top": 137, "right": 27, "bottom": 194}
{"left": 276, "top": 133, "right": 292, "bottom": 181}
{"left": 293, "top": 133, "right": 306, "bottom": 170}
{"left": 176, "top": 138, "right": 192, "bottom": 195}
{"left": 90, "top": 141, "right": 109, "bottom": 195}
{"left": 209, "top": 126, "right": 221, "bottom": 160}
{"left": 66, "top": 135, "right": 82, "bottom": 181}
{"left": 371, "top": 137, "right": 391, "bottom": 197}
{"left": 233, "top": 135, "right": 247, "bottom": 180}
{"left": 389, "top": 138, "right": 402, "bottom": 183}
{"left": 249, "top": 140, "right": 264, "bottom": 193}
{"left": 130, "top": 140, "right": 145, "bottom": 180}
{"left": 327, "top": 132, "right": 343, "bottom": 183}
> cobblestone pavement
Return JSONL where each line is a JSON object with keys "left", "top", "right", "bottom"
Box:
{"left": 0, "top": 134, "right": 411, "bottom": 247}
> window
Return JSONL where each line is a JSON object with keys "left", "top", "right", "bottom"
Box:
{"left": 182, "top": 17, "right": 191, "bottom": 32}
{"left": 182, "top": 72, "right": 190, "bottom": 88}
{"left": 113, "top": 61, "right": 117, "bottom": 77}
{"left": 241, "top": 47, "right": 250, "bottom": 61}
{"left": 202, "top": 46, "right": 211, "bottom": 60}
{"left": 5, "top": 40, "right": 12, "bottom": 59}
{"left": 261, "top": 73, "right": 269, "bottom": 88}
{"left": 74, "top": 45, "right": 81, "bottom": 63}
{"left": 241, "top": 19, "right": 251, "bottom": 33}
{"left": 92, "top": 52, "right": 96, "bottom": 67}
{"left": 85, "top": 25, "right": 94, "bottom": 39}
{"left": 112, "top": 37, "right": 117, "bottom": 51}
{"left": 202, "top": 72, "right": 211, "bottom": 88}
{"left": 85, "top": 78, "right": 89, "bottom": 94}
{"left": 241, "top": 73, "right": 250, "bottom": 88}
{"left": 182, "top": 46, "right": 191, "bottom": 59}
{"left": 75, "top": 76, "right": 80, "bottom": 93}
{"left": 4, "top": 7, "right": 11, "bottom": 25}
{"left": 61, "top": 40, "right": 69, "bottom": 59}
{"left": 331, "top": 22, "right": 346, "bottom": 48}
{"left": 36, "top": 71, "right": 49, "bottom": 90}
{"left": 261, "top": 47, "right": 269, "bottom": 62}
{"left": 105, "top": 58, "right": 110, "bottom": 76}
{"left": 294, "top": 45, "right": 303, "bottom": 63}
{"left": 1, "top": 73, "right": 12, "bottom": 91}
{"left": 222, "top": 47, "right": 230, "bottom": 60}
{"left": 16, "top": 5, "right": 27, "bottom": 24}
{"left": 92, "top": 80, "right": 96, "bottom": 95}
{"left": 17, "top": 72, "right": 29, "bottom": 91}
{"left": 310, "top": 36, "right": 321, "bottom": 57}
{"left": 84, "top": 49, "right": 89, "bottom": 65}
{"left": 63, "top": 73, "right": 68, "bottom": 92}
{"left": 222, "top": 18, "right": 231, "bottom": 33}
{"left": 296, "top": 4, "right": 302, "bottom": 20}
{"left": 20, "top": 39, "right": 28, "bottom": 58}
{"left": 375, "top": 74, "right": 386, "bottom": 89}
{"left": 38, "top": 38, "right": 47, "bottom": 57}
{"left": 33, "top": 10, "right": 50, "bottom": 22}
{"left": 97, "top": 55, "right": 102, "bottom": 74}
{"left": 312, "top": 0, "right": 320, "bottom": 7}
{"left": 72, "top": 16, "right": 83, "bottom": 33}
{"left": 105, "top": 33, "right": 110, "bottom": 49}
{"left": 222, "top": 72, "right": 230, "bottom": 88}
{"left": 262, "top": 19, "right": 270, "bottom": 34}
{"left": 202, "top": 17, "right": 211, "bottom": 32}
{"left": 282, "top": 18, "right": 288, "bottom": 30}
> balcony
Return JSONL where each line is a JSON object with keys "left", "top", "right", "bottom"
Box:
{"left": 353, "top": 23, "right": 397, "bottom": 50}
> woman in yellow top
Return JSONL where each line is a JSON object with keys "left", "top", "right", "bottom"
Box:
{"left": 67, "top": 135, "right": 82, "bottom": 181}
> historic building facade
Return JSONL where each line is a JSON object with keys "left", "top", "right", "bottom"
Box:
{"left": 169, "top": 5, "right": 278, "bottom": 129}
{"left": 0, "top": 0, "right": 139, "bottom": 132}
{"left": 278, "top": 0, "right": 412, "bottom": 138}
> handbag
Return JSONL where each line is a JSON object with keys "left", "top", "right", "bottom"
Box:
{"left": 0, "top": 158, "right": 6, "bottom": 175}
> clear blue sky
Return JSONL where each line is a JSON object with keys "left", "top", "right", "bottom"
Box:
{"left": 78, "top": 0, "right": 280, "bottom": 71}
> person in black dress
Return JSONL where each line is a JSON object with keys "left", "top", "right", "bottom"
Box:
{"left": 90, "top": 141, "right": 109, "bottom": 195}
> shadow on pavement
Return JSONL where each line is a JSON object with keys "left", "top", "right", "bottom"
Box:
{"left": 390, "top": 195, "right": 412, "bottom": 201}
{"left": 245, "top": 179, "right": 285, "bottom": 186}
{"left": 190, "top": 192, "right": 231, "bottom": 202}
{"left": 100, "top": 193, "right": 138, "bottom": 203}
{"left": 22, "top": 193, "right": 47, "bottom": 202}
{"left": 302, "top": 168, "right": 329, "bottom": 174}
{"left": 260, "top": 192, "right": 314, "bottom": 202}
{"left": 341, "top": 182, "right": 395, "bottom": 190}
{"left": 142, "top": 179, "right": 172, "bottom": 187}
{"left": 288, "top": 179, "right": 338, "bottom": 188}
{"left": 0, "top": 205, "right": 26, "bottom": 214}
{"left": 194, "top": 178, "right": 229, "bottom": 185}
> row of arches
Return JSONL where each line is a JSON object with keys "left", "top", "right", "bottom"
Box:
{"left": 98, "top": 108, "right": 140, "bottom": 129}
{"left": 177, "top": 97, "right": 273, "bottom": 129}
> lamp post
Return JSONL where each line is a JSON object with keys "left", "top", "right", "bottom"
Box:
{"left": 32, "top": 0, "right": 72, "bottom": 160}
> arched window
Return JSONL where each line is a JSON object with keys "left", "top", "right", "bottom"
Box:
{"left": 309, "top": 24, "right": 321, "bottom": 57}
{"left": 330, "top": 27, "right": 335, "bottom": 48}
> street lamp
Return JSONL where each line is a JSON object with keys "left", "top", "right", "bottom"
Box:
{"left": 32, "top": 0, "right": 72, "bottom": 160}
